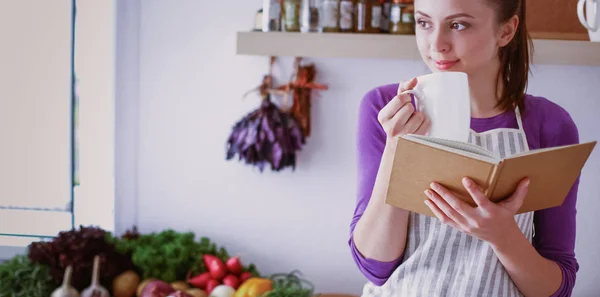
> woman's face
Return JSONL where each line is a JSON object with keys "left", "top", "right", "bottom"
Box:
{"left": 414, "top": 0, "right": 516, "bottom": 76}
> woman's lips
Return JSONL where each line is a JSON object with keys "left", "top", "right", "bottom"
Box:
{"left": 434, "top": 59, "right": 459, "bottom": 70}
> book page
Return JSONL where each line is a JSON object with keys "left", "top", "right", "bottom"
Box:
{"left": 404, "top": 134, "right": 496, "bottom": 159}
{"left": 507, "top": 142, "right": 594, "bottom": 159}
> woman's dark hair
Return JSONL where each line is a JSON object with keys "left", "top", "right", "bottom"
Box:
{"left": 488, "top": 0, "right": 534, "bottom": 113}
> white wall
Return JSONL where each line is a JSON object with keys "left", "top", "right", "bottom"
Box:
{"left": 115, "top": 0, "right": 600, "bottom": 295}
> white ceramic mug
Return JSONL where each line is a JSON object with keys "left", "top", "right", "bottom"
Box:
{"left": 578, "top": 0, "right": 600, "bottom": 41}
{"left": 398, "top": 71, "right": 471, "bottom": 143}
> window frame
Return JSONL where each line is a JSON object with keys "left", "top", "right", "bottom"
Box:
{"left": 0, "top": 0, "right": 117, "bottom": 261}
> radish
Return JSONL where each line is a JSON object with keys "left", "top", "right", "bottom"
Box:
{"left": 187, "top": 272, "right": 212, "bottom": 289}
{"left": 221, "top": 274, "right": 240, "bottom": 289}
{"left": 239, "top": 272, "right": 252, "bottom": 284}
{"left": 225, "top": 257, "right": 243, "bottom": 275}
{"left": 203, "top": 255, "right": 226, "bottom": 280}
{"left": 205, "top": 280, "right": 220, "bottom": 294}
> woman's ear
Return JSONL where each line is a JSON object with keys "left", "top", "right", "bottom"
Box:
{"left": 497, "top": 15, "right": 519, "bottom": 47}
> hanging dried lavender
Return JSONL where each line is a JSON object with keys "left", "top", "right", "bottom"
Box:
{"left": 226, "top": 75, "right": 305, "bottom": 172}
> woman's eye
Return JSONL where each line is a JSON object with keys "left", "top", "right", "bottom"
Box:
{"left": 451, "top": 22, "right": 467, "bottom": 30}
{"left": 417, "top": 20, "right": 431, "bottom": 29}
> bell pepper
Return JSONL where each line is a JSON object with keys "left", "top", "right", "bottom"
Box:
{"left": 234, "top": 277, "right": 273, "bottom": 297}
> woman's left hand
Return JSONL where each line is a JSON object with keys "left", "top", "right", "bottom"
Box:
{"left": 424, "top": 177, "right": 530, "bottom": 247}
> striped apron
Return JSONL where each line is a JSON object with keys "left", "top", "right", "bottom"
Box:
{"left": 362, "top": 107, "right": 535, "bottom": 297}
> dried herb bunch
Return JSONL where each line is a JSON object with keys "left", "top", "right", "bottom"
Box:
{"left": 226, "top": 74, "right": 305, "bottom": 172}
{"left": 276, "top": 57, "right": 328, "bottom": 138}
{"left": 27, "top": 226, "right": 134, "bottom": 292}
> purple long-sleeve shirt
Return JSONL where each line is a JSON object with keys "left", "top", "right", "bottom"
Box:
{"left": 349, "top": 83, "right": 580, "bottom": 297}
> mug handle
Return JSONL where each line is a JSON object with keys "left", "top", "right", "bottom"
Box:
{"left": 578, "top": 0, "right": 598, "bottom": 32}
{"left": 399, "top": 89, "right": 424, "bottom": 113}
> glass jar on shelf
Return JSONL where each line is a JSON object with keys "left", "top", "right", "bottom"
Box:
{"left": 320, "top": 0, "right": 340, "bottom": 32}
{"left": 355, "top": 0, "right": 371, "bottom": 33}
{"left": 262, "top": 0, "right": 281, "bottom": 32}
{"left": 300, "top": 0, "right": 320, "bottom": 32}
{"left": 339, "top": 0, "right": 354, "bottom": 32}
{"left": 381, "top": 0, "right": 391, "bottom": 33}
{"left": 283, "top": 0, "right": 302, "bottom": 31}
{"left": 389, "top": 0, "right": 414, "bottom": 34}
{"left": 400, "top": 1, "right": 415, "bottom": 34}
{"left": 371, "top": 0, "right": 382, "bottom": 33}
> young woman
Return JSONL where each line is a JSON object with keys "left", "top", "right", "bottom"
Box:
{"left": 349, "top": 0, "right": 580, "bottom": 296}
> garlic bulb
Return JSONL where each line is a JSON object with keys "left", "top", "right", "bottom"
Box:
{"left": 81, "top": 255, "right": 110, "bottom": 297}
{"left": 51, "top": 265, "right": 80, "bottom": 297}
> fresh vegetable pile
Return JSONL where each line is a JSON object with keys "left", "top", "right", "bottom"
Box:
{"left": 0, "top": 226, "right": 317, "bottom": 297}
{"left": 105, "top": 228, "right": 260, "bottom": 284}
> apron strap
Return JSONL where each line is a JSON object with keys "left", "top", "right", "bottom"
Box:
{"left": 515, "top": 106, "right": 524, "bottom": 130}
{"left": 514, "top": 106, "right": 530, "bottom": 150}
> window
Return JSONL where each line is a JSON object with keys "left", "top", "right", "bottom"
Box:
{"left": 0, "top": 0, "right": 116, "bottom": 260}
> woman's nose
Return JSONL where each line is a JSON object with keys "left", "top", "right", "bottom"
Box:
{"left": 430, "top": 29, "right": 450, "bottom": 53}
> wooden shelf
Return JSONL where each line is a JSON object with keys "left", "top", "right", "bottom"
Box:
{"left": 236, "top": 31, "right": 600, "bottom": 66}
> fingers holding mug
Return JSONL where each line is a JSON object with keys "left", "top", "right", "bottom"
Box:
{"left": 403, "top": 111, "right": 428, "bottom": 135}
{"left": 378, "top": 77, "right": 426, "bottom": 138}
{"left": 378, "top": 77, "right": 418, "bottom": 124}
{"left": 398, "top": 78, "right": 424, "bottom": 113}
{"left": 380, "top": 103, "right": 414, "bottom": 136}
{"left": 378, "top": 95, "right": 410, "bottom": 124}
{"left": 390, "top": 101, "right": 415, "bottom": 128}
{"left": 397, "top": 77, "right": 418, "bottom": 95}
{"left": 397, "top": 79, "right": 418, "bottom": 109}
{"left": 414, "top": 116, "right": 431, "bottom": 135}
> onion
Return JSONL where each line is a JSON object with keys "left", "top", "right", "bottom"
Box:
{"left": 140, "top": 280, "right": 175, "bottom": 297}
{"left": 137, "top": 279, "right": 157, "bottom": 296}
{"left": 207, "top": 286, "right": 235, "bottom": 297}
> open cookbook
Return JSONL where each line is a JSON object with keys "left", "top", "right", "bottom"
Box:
{"left": 384, "top": 134, "right": 597, "bottom": 217}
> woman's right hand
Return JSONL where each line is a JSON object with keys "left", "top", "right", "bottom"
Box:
{"left": 377, "top": 78, "right": 431, "bottom": 139}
